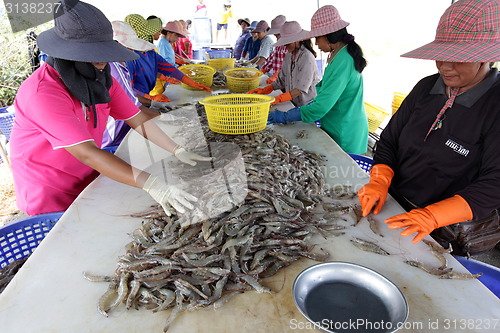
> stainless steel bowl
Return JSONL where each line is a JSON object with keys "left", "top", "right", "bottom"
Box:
{"left": 293, "top": 262, "right": 408, "bottom": 333}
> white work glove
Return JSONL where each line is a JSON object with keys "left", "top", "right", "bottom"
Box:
{"left": 174, "top": 147, "right": 213, "bottom": 166}
{"left": 142, "top": 175, "right": 197, "bottom": 216}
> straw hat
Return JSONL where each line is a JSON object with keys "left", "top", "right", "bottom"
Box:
{"left": 401, "top": 0, "right": 500, "bottom": 62}
{"left": 112, "top": 21, "right": 155, "bottom": 52}
{"left": 163, "top": 20, "right": 189, "bottom": 38}
{"left": 246, "top": 21, "right": 258, "bottom": 31}
{"left": 37, "top": 0, "right": 138, "bottom": 62}
{"left": 273, "top": 21, "right": 310, "bottom": 47}
{"left": 252, "top": 20, "right": 269, "bottom": 33}
{"left": 125, "top": 14, "right": 160, "bottom": 42}
{"left": 268, "top": 15, "right": 286, "bottom": 35}
{"left": 308, "top": 5, "right": 349, "bottom": 38}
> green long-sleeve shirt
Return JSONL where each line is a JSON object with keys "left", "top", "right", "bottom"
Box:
{"left": 300, "top": 47, "right": 368, "bottom": 154}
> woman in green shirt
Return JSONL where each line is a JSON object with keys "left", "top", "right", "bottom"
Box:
{"left": 268, "top": 5, "right": 368, "bottom": 154}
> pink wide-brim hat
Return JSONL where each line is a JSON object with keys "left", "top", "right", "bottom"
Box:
{"left": 274, "top": 21, "right": 311, "bottom": 47}
{"left": 401, "top": 0, "right": 500, "bottom": 62}
{"left": 112, "top": 20, "right": 155, "bottom": 52}
{"left": 164, "top": 20, "right": 189, "bottom": 38}
{"left": 308, "top": 5, "right": 349, "bottom": 38}
{"left": 268, "top": 15, "right": 286, "bottom": 35}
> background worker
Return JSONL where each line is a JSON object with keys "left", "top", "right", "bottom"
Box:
{"left": 125, "top": 14, "right": 210, "bottom": 106}
{"left": 358, "top": 0, "right": 500, "bottom": 253}
{"left": 215, "top": 2, "right": 233, "bottom": 43}
{"left": 268, "top": 6, "right": 368, "bottom": 155}
{"left": 103, "top": 20, "right": 164, "bottom": 149}
{"left": 240, "top": 21, "right": 259, "bottom": 60}
{"left": 10, "top": 1, "right": 212, "bottom": 216}
{"left": 249, "top": 21, "right": 319, "bottom": 107}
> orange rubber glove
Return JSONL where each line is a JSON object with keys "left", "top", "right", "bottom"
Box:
{"left": 181, "top": 76, "right": 211, "bottom": 92}
{"left": 385, "top": 195, "right": 473, "bottom": 243}
{"left": 271, "top": 92, "right": 292, "bottom": 105}
{"left": 247, "top": 85, "right": 274, "bottom": 95}
{"left": 357, "top": 164, "right": 394, "bottom": 216}
{"left": 144, "top": 93, "right": 170, "bottom": 103}
{"left": 160, "top": 75, "right": 181, "bottom": 84}
{"left": 266, "top": 71, "right": 279, "bottom": 84}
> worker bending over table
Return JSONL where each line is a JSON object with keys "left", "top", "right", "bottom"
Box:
{"left": 10, "top": 1, "right": 212, "bottom": 216}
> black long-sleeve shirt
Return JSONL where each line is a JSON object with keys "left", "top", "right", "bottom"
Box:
{"left": 374, "top": 69, "right": 500, "bottom": 219}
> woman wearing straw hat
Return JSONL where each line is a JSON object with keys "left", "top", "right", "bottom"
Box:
{"left": 267, "top": 5, "right": 368, "bottom": 155}
{"left": 9, "top": 1, "right": 212, "bottom": 216}
{"left": 249, "top": 21, "right": 320, "bottom": 107}
{"left": 358, "top": 0, "right": 500, "bottom": 253}
{"left": 124, "top": 14, "right": 210, "bottom": 105}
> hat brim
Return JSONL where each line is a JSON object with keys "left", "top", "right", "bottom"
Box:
{"left": 38, "top": 28, "right": 139, "bottom": 62}
{"left": 273, "top": 30, "right": 311, "bottom": 47}
{"left": 238, "top": 19, "right": 250, "bottom": 26}
{"left": 308, "top": 20, "right": 349, "bottom": 38}
{"left": 401, "top": 40, "right": 500, "bottom": 62}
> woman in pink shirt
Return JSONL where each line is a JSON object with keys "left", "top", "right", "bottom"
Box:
{"left": 10, "top": 1, "right": 211, "bottom": 216}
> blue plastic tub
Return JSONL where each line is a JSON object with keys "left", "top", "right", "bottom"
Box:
{"left": 454, "top": 256, "right": 500, "bottom": 298}
{"left": 206, "top": 49, "right": 232, "bottom": 59}
{"left": 348, "top": 153, "right": 373, "bottom": 173}
{"left": 0, "top": 106, "right": 15, "bottom": 141}
{"left": 0, "top": 211, "right": 64, "bottom": 268}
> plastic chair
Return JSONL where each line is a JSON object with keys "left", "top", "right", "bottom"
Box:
{"left": 0, "top": 211, "right": 64, "bottom": 268}
{"left": 454, "top": 256, "right": 500, "bottom": 298}
{"left": 347, "top": 153, "right": 373, "bottom": 174}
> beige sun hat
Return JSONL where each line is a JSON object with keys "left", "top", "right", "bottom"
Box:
{"left": 267, "top": 15, "right": 286, "bottom": 35}
{"left": 308, "top": 5, "right": 349, "bottom": 38}
{"left": 273, "top": 21, "right": 311, "bottom": 47}
{"left": 112, "top": 21, "right": 155, "bottom": 52}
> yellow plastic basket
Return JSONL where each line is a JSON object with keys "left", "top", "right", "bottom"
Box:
{"left": 207, "top": 58, "right": 235, "bottom": 71}
{"left": 178, "top": 64, "right": 215, "bottom": 90}
{"left": 199, "top": 94, "right": 275, "bottom": 135}
{"left": 365, "top": 102, "right": 391, "bottom": 132}
{"left": 392, "top": 92, "right": 408, "bottom": 115}
{"left": 224, "top": 68, "right": 262, "bottom": 93}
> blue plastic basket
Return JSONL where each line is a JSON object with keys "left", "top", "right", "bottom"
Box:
{"left": 0, "top": 211, "right": 64, "bottom": 268}
{"left": 348, "top": 153, "right": 373, "bottom": 173}
{"left": 206, "top": 49, "right": 232, "bottom": 59}
{"left": 0, "top": 106, "right": 15, "bottom": 141}
{"left": 454, "top": 256, "right": 500, "bottom": 298}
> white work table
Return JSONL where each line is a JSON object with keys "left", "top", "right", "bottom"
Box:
{"left": 0, "top": 83, "right": 499, "bottom": 333}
